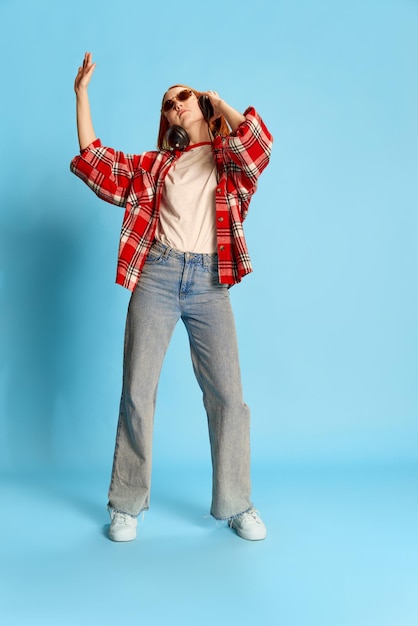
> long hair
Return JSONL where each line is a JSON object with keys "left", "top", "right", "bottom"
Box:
{"left": 157, "top": 84, "right": 230, "bottom": 150}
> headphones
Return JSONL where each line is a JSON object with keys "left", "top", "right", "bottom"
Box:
{"left": 164, "top": 95, "right": 220, "bottom": 151}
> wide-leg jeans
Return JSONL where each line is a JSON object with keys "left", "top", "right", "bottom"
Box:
{"left": 108, "top": 241, "right": 252, "bottom": 520}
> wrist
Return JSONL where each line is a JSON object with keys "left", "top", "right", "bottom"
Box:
{"left": 75, "top": 86, "right": 89, "bottom": 98}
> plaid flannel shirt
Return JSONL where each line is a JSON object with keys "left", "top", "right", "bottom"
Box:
{"left": 70, "top": 107, "right": 273, "bottom": 291}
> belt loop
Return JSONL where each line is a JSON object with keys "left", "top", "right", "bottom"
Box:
{"left": 163, "top": 244, "right": 171, "bottom": 259}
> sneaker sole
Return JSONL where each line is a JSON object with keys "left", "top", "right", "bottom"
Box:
{"left": 108, "top": 532, "right": 137, "bottom": 542}
{"left": 232, "top": 525, "right": 267, "bottom": 541}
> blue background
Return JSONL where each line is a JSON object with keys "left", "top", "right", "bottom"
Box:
{"left": 1, "top": 0, "right": 417, "bottom": 624}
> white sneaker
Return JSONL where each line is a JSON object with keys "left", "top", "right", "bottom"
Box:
{"left": 229, "top": 508, "right": 267, "bottom": 541}
{"left": 108, "top": 508, "right": 137, "bottom": 542}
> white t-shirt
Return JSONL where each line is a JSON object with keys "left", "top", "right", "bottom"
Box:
{"left": 155, "top": 143, "right": 217, "bottom": 253}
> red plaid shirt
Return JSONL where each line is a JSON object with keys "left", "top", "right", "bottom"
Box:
{"left": 70, "top": 107, "right": 273, "bottom": 291}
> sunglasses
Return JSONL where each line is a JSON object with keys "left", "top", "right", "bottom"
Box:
{"left": 162, "top": 89, "right": 194, "bottom": 113}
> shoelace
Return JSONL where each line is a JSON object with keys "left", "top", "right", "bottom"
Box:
{"left": 229, "top": 508, "right": 260, "bottom": 527}
{"left": 241, "top": 509, "right": 260, "bottom": 522}
{"left": 113, "top": 512, "right": 132, "bottom": 525}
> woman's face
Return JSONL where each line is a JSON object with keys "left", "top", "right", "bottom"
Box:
{"left": 163, "top": 87, "right": 204, "bottom": 130}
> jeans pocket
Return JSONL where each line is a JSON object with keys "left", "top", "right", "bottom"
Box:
{"left": 145, "top": 246, "right": 166, "bottom": 264}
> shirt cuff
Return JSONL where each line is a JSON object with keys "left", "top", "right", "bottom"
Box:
{"left": 80, "top": 138, "right": 102, "bottom": 155}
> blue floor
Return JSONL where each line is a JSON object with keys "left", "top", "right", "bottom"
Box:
{"left": 1, "top": 463, "right": 417, "bottom": 625}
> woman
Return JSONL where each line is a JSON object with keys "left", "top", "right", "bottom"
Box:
{"left": 71, "top": 52, "right": 273, "bottom": 542}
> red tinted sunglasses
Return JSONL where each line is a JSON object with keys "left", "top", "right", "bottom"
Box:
{"left": 162, "top": 89, "right": 194, "bottom": 113}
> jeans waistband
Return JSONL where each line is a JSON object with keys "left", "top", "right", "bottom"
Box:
{"left": 151, "top": 240, "right": 218, "bottom": 268}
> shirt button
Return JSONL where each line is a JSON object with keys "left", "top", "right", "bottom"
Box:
{"left": 219, "top": 245, "right": 225, "bottom": 251}
{"left": 216, "top": 187, "right": 222, "bottom": 194}
{"left": 218, "top": 217, "right": 224, "bottom": 222}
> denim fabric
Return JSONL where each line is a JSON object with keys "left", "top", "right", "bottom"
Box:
{"left": 108, "top": 241, "right": 252, "bottom": 520}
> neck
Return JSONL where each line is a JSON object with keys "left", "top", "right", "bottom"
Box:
{"left": 184, "top": 120, "right": 211, "bottom": 145}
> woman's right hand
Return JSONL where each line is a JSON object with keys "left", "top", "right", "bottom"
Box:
{"left": 74, "top": 52, "right": 96, "bottom": 94}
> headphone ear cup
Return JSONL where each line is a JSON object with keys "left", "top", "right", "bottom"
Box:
{"left": 198, "top": 95, "right": 214, "bottom": 122}
{"left": 165, "top": 125, "right": 190, "bottom": 150}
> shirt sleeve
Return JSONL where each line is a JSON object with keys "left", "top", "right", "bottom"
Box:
{"left": 218, "top": 108, "right": 273, "bottom": 219}
{"left": 224, "top": 107, "right": 273, "bottom": 186}
{"left": 70, "top": 139, "right": 141, "bottom": 207}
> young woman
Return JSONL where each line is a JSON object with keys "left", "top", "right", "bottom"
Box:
{"left": 71, "top": 52, "right": 273, "bottom": 542}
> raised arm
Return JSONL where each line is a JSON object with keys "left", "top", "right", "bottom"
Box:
{"left": 74, "top": 52, "right": 97, "bottom": 150}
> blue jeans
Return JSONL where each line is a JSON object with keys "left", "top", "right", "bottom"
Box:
{"left": 108, "top": 241, "right": 252, "bottom": 520}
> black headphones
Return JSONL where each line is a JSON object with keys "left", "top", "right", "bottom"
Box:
{"left": 165, "top": 95, "right": 219, "bottom": 151}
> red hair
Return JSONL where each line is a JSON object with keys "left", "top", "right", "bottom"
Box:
{"left": 157, "top": 84, "right": 230, "bottom": 149}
